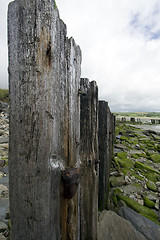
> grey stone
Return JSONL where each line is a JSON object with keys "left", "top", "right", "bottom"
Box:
{"left": 110, "top": 176, "right": 125, "bottom": 187}
{"left": 114, "top": 144, "right": 126, "bottom": 150}
{"left": 0, "top": 185, "right": 8, "bottom": 193}
{"left": 0, "top": 161, "right": 5, "bottom": 169}
{"left": 129, "top": 149, "right": 144, "bottom": 155}
{"left": 120, "top": 183, "right": 143, "bottom": 194}
{"left": 0, "top": 208, "right": 7, "bottom": 222}
{"left": 0, "top": 174, "right": 3, "bottom": 180}
{"left": 0, "top": 234, "right": 6, "bottom": 240}
{"left": 0, "top": 138, "right": 9, "bottom": 144}
{"left": 116, "top": 135, "right": 122, "bottom": 140}
{"left": 0, "top": 102, "right": 8, "bottom": 111}
{"left": 119, "top": 206, "right": 160, "bottom": 240}
{"left": 0, "top": 233, "right": 6, "bottom": 240}
{"left": 0, "top": 176, "right": 9, "bottom": 189}
{"left": 0, "top": 222, "right": 7, "bottom": 232}
{"left": 156, "top": 182, "right": 160, "bottom": 187}
{"left": 147, "top": 180, "right": 157, "bottom": 192}
{"left": 98, "top": 210, "right": 147, "bottom": 240}
{"left": 146, "top": 194, "right": 158, "bottom": 203}
{"left": 1, "top": 167, "right": 8, "bottom": 175}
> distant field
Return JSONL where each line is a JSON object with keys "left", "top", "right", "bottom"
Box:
{"left": 0, "top": 89, "right": 9, "bottom": 103}
{"left": 114, "top": 112, "right": 160, "bottom": 118}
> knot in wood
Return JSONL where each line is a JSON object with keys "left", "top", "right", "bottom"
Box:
{"left": 62, "top": 168, "right": 80, "bottom": 199}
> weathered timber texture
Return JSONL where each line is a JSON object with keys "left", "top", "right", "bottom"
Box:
{"left": 80, "top": 78, "right": 99, "bottom": 240}
{"left": 98, "top": 101, "right": 114, "bottom": 210}
{"left": 8, "top": 0, "right": 81, "bottom": 239}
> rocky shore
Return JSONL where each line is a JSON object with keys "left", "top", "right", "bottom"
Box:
{"left": 1, "top": 104, "right": 160, "bottom": 239}
{"left": 106, "top": 121, "right": 160, "bottom": 239}
{"left": 0, "top": 105, "right": 10, "bottom": 239}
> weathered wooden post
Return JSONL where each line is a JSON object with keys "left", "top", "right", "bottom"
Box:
{"left": 98, "top": 101, "right": 109, "bottom": 210}
{"left": 98, "top": 101, "right": 114, "bottom": 210}
{"left": 8, "top": 0, "right": 81, "bottom": 239}
{"left": 80, "top": 78, "right": 99, "bottom": 240}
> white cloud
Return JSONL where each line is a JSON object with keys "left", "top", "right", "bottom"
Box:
{"left": 1, "top": 0, "right": 160, "bottom": 112}
{"left": 56, "top": 0, "right": 160, "bottom": 112}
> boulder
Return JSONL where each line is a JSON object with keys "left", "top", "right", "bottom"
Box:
{"left": 147, "top": 180, "right": 157, "bottom": 192}
{"left": 119, "top": 206, "right": 160, "bottom": 240}
{"left": 110, "top": 176, "right": 125, "bottom": 187}
{"left": 98, "top": 210, "right": 147, "bottom": 240}
{"left": 143, "top": 197, "right": 155, "bottom": 208}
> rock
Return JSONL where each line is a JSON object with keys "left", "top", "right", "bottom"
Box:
{"left": 147, "top": 180, "right": 157, "bottom": 192}
{"left": 117, "top": 194, "right": 158, "bottom": 221}
{"left": 0, "top": 102, "right": 8, "bottom": 113}
{"left": 0, "top": 234, "right": 6, "bottom": 240}
{"left": 110, "top": 171, "right": 119, "bottom": 176}
{"left": 119, "top": 206, "right": 160, "bottom": 240}
{"left": 129, "top": 194, "right": 135, "bottom": 199}
{"left": 129, "top": 149, "right": 144, "bottom": 155}
{"left": 114, "top": 148, "right": 122, "bottom": 153}
{"left": 120, "top": 183, "right": 143, "bottom": 195}
{"left": 0, "top": 177, "right": 9, "bottom": 189}
{"left": 98, "top": 210, "right": 147, "bottom": 240}
{"left": 144, "top": 197, "right": 155, "bottom": 208}
{"left": 135, "top": 161, "right": 160, "bottom": 175}
{"left": 135, "top": 144, "right": 140, "bottom": 149}
{"left": 150, "top": 154, "right": 160, "bottom": 163}
{"left": 146, "top": 194, "right": 158, "bottom": 203}
{"left": 0, "top": 174, "right": 3, "bottom": 181}
{"left": 0, "top": 185, "right": 8, "bottom": 193}
{"left": 110, "top": 176, "right": 125, "bottom": 187}
{"left": 156, "top": 182, "right": 160, "bottom": 187}
{"left": 116, "top": 135, "right": 122, "bottom": 140}
{"left": 0, "top": 208, "right": 7, "bottom": 222}
{"left": 0, "top": 222, "right": 7, "bottom": 233}
{"left": 137, "top": 199, "right": 144, "bottom": 205}
{"left": 125, "top": 175, "right": 131, "bottom": 184}
{"left": 1, "top": 167, "right": 8, "bottom": 175}
{"left": 130, "top": 175, "right": 136, "bottom": 181}
{"left": 0, "top": 162, "right": 5, "bottom": 169}
{"left": 0, "top": 138, "right": 9, "bottom": 144}
{"left": 155, "top": 202, "right": 159, "bottom": 211}
{"left": 114, "top": 144, "right": 126, "bottom": 150}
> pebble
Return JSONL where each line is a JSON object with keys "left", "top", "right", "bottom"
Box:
{"left": 156, "top": 182, "right": 160, "bottom": 187}
{"left": 0, "top": 222, "right": 7, "bottom": 232}
{"left": 0, "top": 174, "right": 3, "bottom": 181}
{"left": 130, "top": 176, "right": 136, "bottom": 181}
{"left": 0, "top": 186, "right": 8, "bottom": 193}
{"left": 137, "top": 199, "right": 144, "bottom": 205}
{"left": 125, "top": 176, "right": 131, "bottom": 184}
{"left": 0, "top": 233, "right": 6, "bottom": 239}
{"left": 110, "top": 171, "right": 118, "bottom": 176}
{"left": 129, "top": 194, "right": 135, "bottom": 199}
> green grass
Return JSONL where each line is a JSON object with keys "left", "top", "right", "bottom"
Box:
{"left": 114, "top": 112, "right": 160, "bottom": 118}
{"left": 54, "top": 0, "right": 57, "bottom": 10}
{"left": 0, "top": 89, "right": 9, "bottom": 103}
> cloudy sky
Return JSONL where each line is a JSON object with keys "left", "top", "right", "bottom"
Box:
{"left": 1, "top": 0, "right": 160, "bottom": 112}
